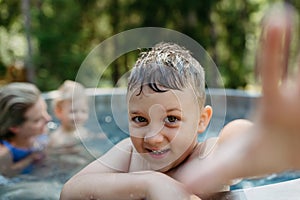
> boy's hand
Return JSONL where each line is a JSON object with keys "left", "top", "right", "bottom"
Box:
{"left": 176, "top": 3, "right": 300, "bottom": 196}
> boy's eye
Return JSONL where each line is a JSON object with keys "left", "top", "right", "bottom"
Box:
{"left": 132, "top": 116, "right": 147, "bottom": 123}
{"left": 164, "top": 116, "right": 178, "bottom": 124}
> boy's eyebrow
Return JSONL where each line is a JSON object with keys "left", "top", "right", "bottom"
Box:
{"left": 166, "top": 108, "right": 182, "bottom": 112}
{"left": 129, "top": 108, "right": 182, "bottom": 114}
{"left": 129, "top": 110, "right": 142, "bottom": 115}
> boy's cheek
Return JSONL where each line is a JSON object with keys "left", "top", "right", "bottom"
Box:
{"left": 129, "top": 126, "right": 146, "bottom": 138}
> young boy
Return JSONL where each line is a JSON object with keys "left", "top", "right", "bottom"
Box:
{"left": 60, "top": 42, "right": 251, "bottom": 199}
{"left": 48, "top": 80, "right": 90, "bottom": 151}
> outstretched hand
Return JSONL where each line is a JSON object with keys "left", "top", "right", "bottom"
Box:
{"left": 180, "top": 3, "right": 300, "bottom": 196}
{"left": 252, "top": 2, "right": 300, "bottom": 171}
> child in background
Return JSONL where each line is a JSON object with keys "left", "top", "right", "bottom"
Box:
{"left": 61, "top": 42, "right": 252, "bottom": 200}
{"left": 48, "top": 80, "right": 90, "bottom": 151}
{"left": 0, "top": 82, "right": 51, "bottom": 177}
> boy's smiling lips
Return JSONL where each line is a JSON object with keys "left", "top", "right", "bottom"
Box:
{"left": 145, "top": 147, "right": 170, "bottom": 159}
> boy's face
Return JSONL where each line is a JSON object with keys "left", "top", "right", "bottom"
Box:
{"left": 57, "top": 98, "right": 89, "bottom": 130}
{"left": 128, "top": 86, "right": 204, "bottom": 172}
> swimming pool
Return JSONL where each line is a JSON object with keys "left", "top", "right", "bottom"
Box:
{"left": 0, "top": 88, "right": 299, "bottom": 199}
{"left": 0, "top": 136, "right": 113, "bottom": 200}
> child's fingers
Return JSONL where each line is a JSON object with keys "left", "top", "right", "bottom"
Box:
{"left": 297, "top": 57, "right": 300, "bottom": 93}
{"left": 258, "top": 5, "right": 292, "bottom": 99}
{"left": 281, "top": 16, "right": 291, "bottom": 80}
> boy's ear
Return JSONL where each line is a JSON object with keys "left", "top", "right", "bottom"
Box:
{"left": 197, "top": 105, "right": 213, "bottom": 133}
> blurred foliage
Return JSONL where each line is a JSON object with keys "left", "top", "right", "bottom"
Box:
{"left": 0, "top": 0, "right": 300, "bottom": 91}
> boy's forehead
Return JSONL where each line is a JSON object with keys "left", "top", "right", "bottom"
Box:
{"left": 127, "top": 86, "right": 197, "bottom": 105}
{"left": 128, "top": 84, "right": 195, "bottom": 94}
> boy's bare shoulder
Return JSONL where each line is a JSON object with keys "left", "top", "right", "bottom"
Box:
{"left": 97, "top": 137, "right": 134, "bottom": 172}
{"left": 218, "top": 119, "right": 253, "bottom": 144}
{"left": 111, "top": 137, "right": 134, "bottom": 158}
{"left": 116, "top": 137, "right": 133, "bottom": 149}
{"left": 197, "top": 137, "right": 219, "bottom": 159}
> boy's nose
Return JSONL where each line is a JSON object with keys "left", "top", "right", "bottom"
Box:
{"left": 145, "top": 104, "right": 165, "bottom": 135}
{"left": 144, "top": 131, "right": 164, "bottom": 145}
{"left": 144, "top": 117, "right": 164, "bottom": 138}
{"left": 144, "top": 120, "right": 165, "bottom": 144}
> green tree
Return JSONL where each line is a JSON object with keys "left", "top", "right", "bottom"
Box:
{"left": 2, "top": 0, "right": 299, "bottom": 91}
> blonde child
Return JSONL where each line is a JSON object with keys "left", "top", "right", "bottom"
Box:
{"left": 61, "top": 43, "right": 251, "bottom": 199}
{"left": 0, "top": 82, "right": 51, "bottom": 177}
{"left": 49, "top": 80, "right": 90, "bottom": 150}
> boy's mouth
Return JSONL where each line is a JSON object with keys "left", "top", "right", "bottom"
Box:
{"left": 146, "top": 148, "right": 170, "bottom": 157}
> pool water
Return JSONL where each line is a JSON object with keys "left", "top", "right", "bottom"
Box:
{"left": 0, "top": 135, "right": 113, "bottom": 200}
{"left": 231, "top": 171, "right": 300, "bottom": 190}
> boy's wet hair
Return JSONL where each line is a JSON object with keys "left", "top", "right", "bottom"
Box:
{"left": 128, "top": 42, "right": 206, "bottom": 107}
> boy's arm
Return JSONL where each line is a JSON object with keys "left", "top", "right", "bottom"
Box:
{"left": 61, "top": 171, "right": 146, "bottom": 200}
{"left": 61, "top": 170, "right": 200, "bottom": 200}
{"left": 60, "top": 138, "right": 134, "bottom": 199}
{"left": 60, "top": 138, "right": 199, "bottom": 200}
{"left": 172, "top": 119, "right": 253, "bottom": 195}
